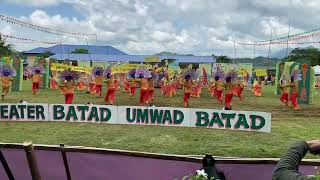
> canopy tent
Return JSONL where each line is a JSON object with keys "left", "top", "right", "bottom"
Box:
{"left": 313, "top": 65, "right": 320, "bottom": 75}
{"left": 48, "top": 54, "right": 215, "bottom": 63}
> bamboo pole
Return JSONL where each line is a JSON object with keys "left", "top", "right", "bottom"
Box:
{"left": 23, "top": 142, "right": 41, "bottom": 180}
{"left": 60, "top": 144, "right": 72, "bottom": 180}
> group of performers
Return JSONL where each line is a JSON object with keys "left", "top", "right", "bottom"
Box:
{"left": 0, "top": 64, "right": 302, "bottom": 110}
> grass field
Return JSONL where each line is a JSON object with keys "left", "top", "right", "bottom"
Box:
{"left": 0, "top": 81, "right": 320, "bottom": 158}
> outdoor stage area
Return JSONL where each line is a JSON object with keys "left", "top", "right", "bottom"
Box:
{"left": 0, "top": 81, "right": 320, "bottom": 159}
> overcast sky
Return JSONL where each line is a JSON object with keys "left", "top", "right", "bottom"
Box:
{"left": 0, "top": 0, "right": 319, "bottom": 57}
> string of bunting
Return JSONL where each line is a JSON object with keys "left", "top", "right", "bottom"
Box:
{"left": 238, "top": 41, "right": 320, "bottom": 46}
{"left": 256, "top": 26, "right": 320, "bottom": 43}
{"left": 0, "top": 14, "right": 96, "bottom": 37}
{"left": 0, "top": 32, "right": 60, "bottom": 44}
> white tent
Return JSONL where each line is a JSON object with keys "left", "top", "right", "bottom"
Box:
{"left": 313, "top": 65, "right": 320, "bottom": 75}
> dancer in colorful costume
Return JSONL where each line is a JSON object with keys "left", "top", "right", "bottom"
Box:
{"left": 136, "top": 67, "right": 150, "bottom": 106}
{"left": 128, "top": 69, "right": 137, "bottom": 97}
{"left": 213, "top": 69, "right": 225, "bottom": 104}
{"left": 289, "top": 70, "right": 301, "bottom": 110}
{"left": 279, "top": 76, "right": 289, "bottom": 106}
{"left": 50, "top": 71, "right": 59, "bottom": 89}
{"left": 224, "top": 70, "right": 237, "bottom": 110}
{"left": 104, "top": 67, "right": 116, "bottom": 105}
{"left": 30, "top": 65, "right": 45, "bottom": 95}
{"left": 59, "top": 70, "right": 79, "bottom": 104}
{"left": 148, "top": 70, "right": 158, "bottom": 104}
{"left": 0, "top": 65, "right": 15, "bottom": 100}
{"left": 233, "top": 78, "right": 245, "bottom": 100}
{"left": 77, "top": 72, "right": 88, "bottom": 91}
{"left": 253, "top": 78, "right": 263, "bottom": 97}
{"left": 208, "top": 78, "right": 216, "bottom": 97}
{"left": 182, "top": 70, "right": 196, "bottom": 107}
{"left": 92, "top": 67, "right": 104, "bottom": 97}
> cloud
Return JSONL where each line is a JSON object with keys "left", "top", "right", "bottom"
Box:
{"left": 2, "top": 0, "right": 320, "bottom": 57}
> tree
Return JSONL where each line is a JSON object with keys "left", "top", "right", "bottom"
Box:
{"left": 37, "top": 51, "right": 53, "bottom": 58}
{"left": 71, "top": 48, "right": 89, "bottom": 54}
{"left": 282, "top": 47, "right": 320, "bottom": 66}
{"left": 0, "top": 35, "right": 13, "bottom": 57}
{"left": 216, "top": 56, "right": 231, "bottom": 63}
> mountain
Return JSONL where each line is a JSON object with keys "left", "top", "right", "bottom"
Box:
{"left": 270, "top": 48, "right": 293, "bottom": 59}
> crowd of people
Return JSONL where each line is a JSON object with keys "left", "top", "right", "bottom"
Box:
{"left": 0, "top": 64, "right": 302, "bottom": 110}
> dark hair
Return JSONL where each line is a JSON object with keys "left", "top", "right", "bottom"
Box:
{"left": 35, "top": 70, "right": 40, "bottom": 74}
{"left": 66, "top": 75, "right": 73, "bottom": 81}
{"left": 185, "top": 74, "right": 191, "bottom": 80}
{"left": 226, "top": 76, "right": 231, "bottom": 83}
{"left": 215, "top": 76, "right": 219, "bottom": 81}
{"left": 3, "top": 71, "right": 10, "bottom": 76}
{"left": 138, "top": 73, "right": 144, "bottom": 79}
{"left": 106, "top": 73, "right": 111, "bottom": 79}
{"left": 291, "top": 76, "right": 294, "bottom": 83}
{"left": 130, "top": 73, "right": 135, "bottom": 78}
{"left": 95, "top": 71, "right": 101, "bottom": 76}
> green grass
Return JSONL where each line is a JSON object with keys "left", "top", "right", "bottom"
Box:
{"left": 0, "top": 81, "right": 320, "bottom": 158}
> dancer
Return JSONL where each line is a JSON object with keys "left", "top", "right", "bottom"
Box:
{"left": 214, "top": 70, "right": 224, "bottom": 104}
{"left": 128, "top": 69, "right": 137, "bottom": 97}
{"left": 0, "top": 65, "right": 15, "bottom": 100}
{"left": 224, "top": 70, "right": 237, "bottom": 110}
{"left": 30, "top": 65, "right": 45, "bottom": 95}
{"left": 208, "top": 78, "right": 216, "bottom": 97}
{"left": 77, "top": 72, "right": 88, "bottom": 91}
{"left": 253, "top": 78, "right": 263, "bottom": 97}
{"left": 136, "top": 67, "right": 149, "bottom": 106}
{"left": 183, "top": 74, "right": 193, "bottom": 107}
{"left": 191, "top": 80, "right": 202, "bottom": 98}
{"left": 147, "top": 71, "right": 158, "bottom": 104}
{"left": 50, "top": 71, "right": 59, "bottom": 89}
{"left": 92, "top": 67, "right": 104, "bottom": 97}
{"left": 289, "top": 70, "right": 301, "bottom": 110}
{"left": 104, "top": 67, "right": 116, "bottom": 105}
{"left": 279, "top": 78, "right": 289, "bottom": 106}
{"left": 233, "top": 78, "right": 244, "bottom": 100}
{"left": 123, "top": 76, "right": 131, "bottom": 93}
{"left": 59, "top": 70, "right": 79, "bottom": 104}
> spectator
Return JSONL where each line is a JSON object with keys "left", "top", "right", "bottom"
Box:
{"left": 272, "top": 140, "right": 320, "bottom": 180}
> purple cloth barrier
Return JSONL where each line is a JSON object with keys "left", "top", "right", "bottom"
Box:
{"left": 0, "top": 149, "right": 31, "bottom": 180}
{"left": 0, "top": 149, "right": 318, "bottom": 180}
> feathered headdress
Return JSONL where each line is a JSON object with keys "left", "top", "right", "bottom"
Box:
{"left": 213, "top": 68, "right": 225, "bottom": 80}
{"left": 0, "top": 65, "right": 16, "bottom": 77}
{"left": 183, "top": 69, "right": 199, "bottom": 80}
{"left": 135, "top": 66, "right": 150, "bottom": 78}
{"left": 91, "top": 67, "right": 104, "bottom": 77}
{"left": 225, "top": 69, "right": 238, "bottom": 82}
{"left": 103, "top": 66, "right": 112, "bottom": 78}
{"left": 59, "top": 70, "right": 80, "bottom": 82}
{"left": 128, "top": 68, "right": 136, "bottom": 79}
{"left": 31, "top": 65, "right": 45, "bottom": 75}
{"left": 290, "top": 69, "right": 302, "bottom": 81}
{"left": 148, "top": 71, "right": 159, "bottom": 80}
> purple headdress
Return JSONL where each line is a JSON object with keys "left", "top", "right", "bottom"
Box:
{"left": 213, "top": 69, "right": 225, "bottom": 80}
{"left": 135, "top": 66, "right": 150, "bottom": 78}
{"left": 59, "top": 70, "right": 80, "bottom": 82}
{"left": 225, "top": 69, "right": 238, "bottom": 82}
{"left": 91, "top": 67, "right": 104, "bottom": 77}
{"left": 290, "top": 69, "right": 302, "bottom": 81}
{"left": 183, "top": 69, "right": 198, "bottom": 80}
{"left": 31, "top": 65, "right": 45, "bottom": 75}
{"left": 128, "top": 68, "right": 136, "bottom": 79}
{"left": 0, "top": 65, "right": 16, "bottom": 77}
{"left": 103, "top": 66, "right": 112, "bottom": 78}
{"left": 149, "top": 71, "right": 159, "bottom": 80}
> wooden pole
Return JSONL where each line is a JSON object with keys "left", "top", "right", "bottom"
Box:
{"left": 60, "top": 144, "right": 72, "bottom": 180}
{"left": 0, "top": 149, "right": 15, "bottom": 180}
{"left": 23, "top": 142, "right": 41, "bottom": 180}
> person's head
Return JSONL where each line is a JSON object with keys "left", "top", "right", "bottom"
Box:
{"left": 66, "top": 75, "right": 73, "bottom": 82}
{"left": 3, "top": 71, "right": 10, "bottom": 76}
{"left": 106, "top": 73, "right": 111, "bottom": 79}
{"left": 130, "top": 73, "right": 135, "bottom": 78}
{"left": 35, "top": 70, "right": 40, "bottom": 74}
{"left": 95, "top": 71, "right": 101, "bottom": 76}
{"left": 185, "top": 74, "right": 191, "bottom": 81}
{"left": 138, "top": 73, "right": 144, "bottom": 79}
{"left": 291, "top": 76, "right": 294, "bottom": 83}
{"left": 226, "top": 76, "right": 231, "bottom": 83}
{"left": 215, "top": 76, "right": 219, "bottom": 81}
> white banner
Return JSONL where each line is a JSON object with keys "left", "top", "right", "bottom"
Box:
{"left": 0, "top": 103, "right": 272, "bottom": 133}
